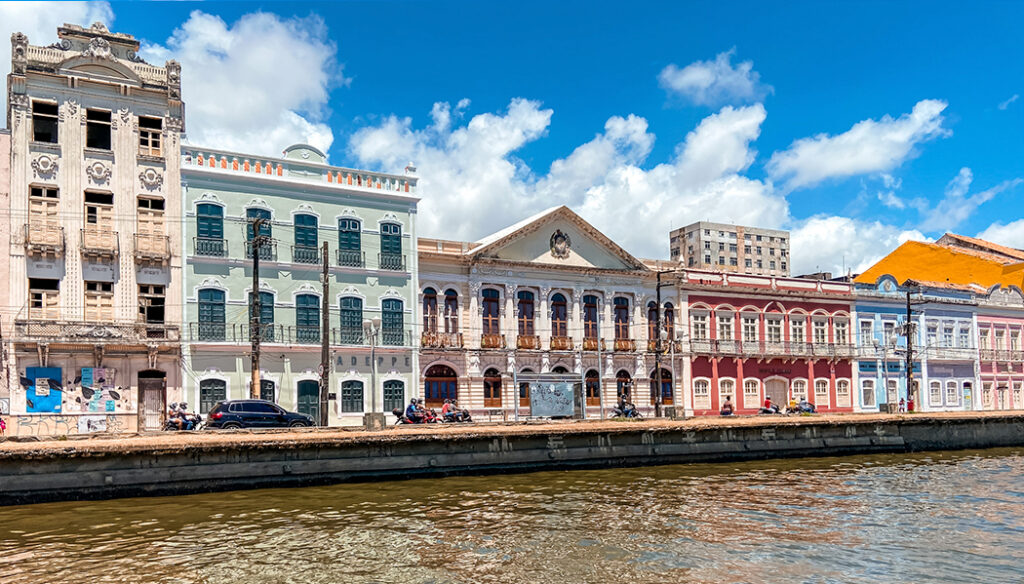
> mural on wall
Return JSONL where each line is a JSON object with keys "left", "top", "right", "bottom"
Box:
{"left": 63, "top": 368, "right": 132, "bottom": 414}
{"left": 25, "top": 367, "right": 62, "bottom": 413}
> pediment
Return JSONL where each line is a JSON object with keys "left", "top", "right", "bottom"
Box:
{"left": 470, "top": 206, "right": 648, "bottom": 272}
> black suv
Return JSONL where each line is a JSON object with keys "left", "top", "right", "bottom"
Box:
{"left": 207, "top": 400, "right": 315, "bottom": 429}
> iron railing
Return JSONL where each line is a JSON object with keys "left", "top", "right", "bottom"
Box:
{"left": 337, "top": 249, "right": 365, "bottom": 268}
{"left": 187, "top": 323, "right": 412, "bottom": 347}
{"left": 245, "top": 239, "right": 278, "bottom": 261}
{"left": 689, "top": 339, "right": 857, "bottom": 359}
{"left": 194, "top": 237, "right": 227, "bottom": 257}
{"left": 378, "top": 252, "right": 405, "bottom": 271}
{"left": 980, "top": 348, "right": 1024, "bottom": 362}
{"left": 291, "top": 245, "right": 320, "bottom": 264}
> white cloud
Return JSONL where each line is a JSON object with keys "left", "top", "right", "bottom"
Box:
{"left": 998, "top": 94, "right": 1019, "bottom": 110}
{"left": 658, "top": 48, "right": 772, "bottom": 106}
{"left": 977, "top": 220, "right": 1024, "bottom": 249}
{"left": 141, "top": 10, "right": 340, "bottom": 156}
{"left": 0, "top": 1, "right": 114, "bottom": 122}
{"left": 767, "top": 99, "right": 950, "bottom": 190}
{"left": 790, "top": 216, "right": 927, "bottom": 276}
{"left": 918, "top": 167, "right": 1022, "bottom": 232}
{"left": 350, "top": 100, "right": 787, "bottom": 258}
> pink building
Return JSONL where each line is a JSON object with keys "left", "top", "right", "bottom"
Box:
{"left": 976, "top": 286, "right": 1024, "bottom": 410}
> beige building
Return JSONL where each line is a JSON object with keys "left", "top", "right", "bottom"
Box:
{"left": 417, "top": 206, "right": 688, "bottom": 418}
{"left": 4, "top": 23, "right": 184, "bottom": 435}
{"left": 670, "top": 221, "right": 790, "bottom": 277}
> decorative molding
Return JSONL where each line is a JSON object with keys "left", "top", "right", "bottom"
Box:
{"left": 380, "top": 287, "right": 405, "bottom": 301}
{"left": 84, "top": 37, "right": 113, "bottom": 60}
{"left": 339, "top": 208, "right": 360, "bottom": 218}
{"left": 31, "top": 155, "right": 58, "bottom": 179}
{"left": 119, "top": 108, "right": 130, "bottom": 125}
{"left": 139, "top": 168, "right": 163, "bottom": 189}
{"left": 550, "top": 229, "right": 572, "bottom": 259}
{"left": 196, "top": 192, "right": 224, "bottom": 205}
{"left": 85, "top": 161, "right": 111, "bottom": 184}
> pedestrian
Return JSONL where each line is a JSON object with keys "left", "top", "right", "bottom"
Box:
{"left": 898, "top": 398, "right": 906, "bottom": 413}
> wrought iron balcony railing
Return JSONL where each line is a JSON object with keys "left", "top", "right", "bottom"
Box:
{"left": 245, "top": 239, "right": 278, "bottom": 261}
{"left": 291, "top": 245, "right": 320, "bottom": 264}
{"left": 194, "top": 237, "right": 227, "bottom": 257}
{"left": 337, "top": 249, "right": 365, "bottom": 268}
{"left": 378, "top": 252, "right": 406, "bottom": 271}
{"left": 689, "top": 339, "right": 857, "bottom": 359}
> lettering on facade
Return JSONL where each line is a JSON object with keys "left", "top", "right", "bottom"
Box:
{"left": 759, "top": 367, "right": 792, "bottom": 375}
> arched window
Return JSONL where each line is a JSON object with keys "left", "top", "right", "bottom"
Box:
{"left": 650, "top": 368, "right": 673, "bottom": 405}
{"left": 719, "top": 379, "right": 734, "bottom": 407}
{"left": 195, "top": 203, "right": 225, "bottom": 256}
{"left": 379, "top": 223, "right": 403, "bottom": 269}
{"left": 383, "top": 380, "right": 405, "bottom": 413}
{"left": 517, "top": 291, "right": 535, "bottom": 336}
{"left": 249, "top": 291, "right": 275, "bottom": 342}
{"left": 295, "top": 294, "right": 319, "bottom": 343}
{"left": 197, "top": 288, "right": 225, "bottom": 341}
{"left": 583, "top": 295, "right": 599, "bottom": 340}
{"left": 616, "top": 370, "right": 632, "bottom": 400}
{"left": 862, "top": 379, "right": 876, "bottom": 407}
{"left": 792, "top": 379, "right": 808, "bottom": 401}
{"left": 444, "top": 289, "right": 459, "bottom": 333}
{"left": 551, "top": 293, "right": 568, "bottom": 337}
{"left": 552, "top": 366, "right": 569, "bottom": 374}
{"left": 296, "top": 379, "right": 319, "bottom": 419}
{"left": 423, "top": 288, "right": 438, "bottom": 333}
{"left": 382, "top": 299, "right": 404, "bottom": 345}
{"left": 482, "top": 288, "right": 501, "bottom": 335}
{"left": 519, "top": 368, "right": 533, "bottom": 407}
{"left": 293, "top": 214, "right": 318, "bottom": 263}
{"left": 837, "top": 379, "right": 851, "bottom": 406}
{"left": 338, "top": 218, "right": 362, "bottom": 267}
{"left": 585, "top": 369, "right": 600, "bottom": 406}
{"left": 613, "top": 297, "right": 630, "bottom": 339}
{"left": 744, "top": 379, "right": 759, "bottom": 408}
{"left": 929, "top": 380, "right": 942, "bottom": 404}
{"left": 424, "top": 365, "right": 458, "bottom": 407}
{"left": 199, "top": 379, "right": 226, "bottom": 414}
{"left": 647, "top": 301, "right": 659, "bottom": 340}
{"left": 341, "top": 380, "right": 363, "bottom": 413}
{"left": 815, "top": 379, "right": 830, "bottom": 406}
{"left": 339, "top": 297, "right": 363, "bottom": 343}
{"left": 664, "top": 303, "right": 675, "bottom": 340}
{"left": 484, "top": 368, "right": 502, "bottom": 407}
{"left": 245, "top": 207, "right": 272, "bottom": 260}
{"left": 693, "top": 379, "right": 711, "bottom": 409}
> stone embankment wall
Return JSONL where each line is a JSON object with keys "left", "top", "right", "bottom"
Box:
{"left": 1, "top": 413, "right": 1021, "bottom": 506}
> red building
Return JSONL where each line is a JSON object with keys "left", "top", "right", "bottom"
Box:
{"left": 680, "top": 271, "right": 856, "bottom": 415}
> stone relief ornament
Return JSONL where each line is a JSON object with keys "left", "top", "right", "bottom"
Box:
{"left": 31, "top": 155, "right": 58, "bottom": 179}
{"left": 119, "top": 108, "right": 130, "bottom": 124}
{"left": 139, "top": 168, "right": 163, "bottom": 189}
{"left": 84, "top": 37, "right": 113, "bottom": 60}
{"left": 550, "top": 229, "right": 572, "bottom": 259}
{"left": 85, "top": 161, "right": 111, "bottom": 184}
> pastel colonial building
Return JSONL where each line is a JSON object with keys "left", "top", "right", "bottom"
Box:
{"left": 181, "top": 143, "right": 419, "bottom": 426}
{"left": 3, "top": 23, "right": 184, "bottom": 434}
{"left": 417, "top": 207, "right": 682, "bottom": 418}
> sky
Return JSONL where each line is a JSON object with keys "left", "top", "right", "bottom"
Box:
{"left": 2, "top": 1, "right": 1023, "bottom": 275}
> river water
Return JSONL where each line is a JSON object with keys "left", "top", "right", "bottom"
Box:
{"left": 1, "top": 448, "right": 1023, "bottom": 584}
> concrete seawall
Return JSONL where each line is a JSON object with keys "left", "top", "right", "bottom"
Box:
{"left": 1, "top": 413, "right": 1022, "bottom": 506}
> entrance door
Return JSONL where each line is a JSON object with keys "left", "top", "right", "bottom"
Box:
{"left": 765, "top": 379, "right": 787, "bottom": 406}
{"left": 297, "top": 380, "right": 319, "bottom": 421}
{"left": 138, "top": 372, "right": 166, "bottom": 431}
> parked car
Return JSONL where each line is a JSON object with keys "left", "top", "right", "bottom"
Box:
{"left": 206, "top": 400, "right": 315, "bottom": 429}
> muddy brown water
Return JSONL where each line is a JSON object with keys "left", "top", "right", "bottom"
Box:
{"left": 1, "top": 448, "right": 1022, "bottom": 584}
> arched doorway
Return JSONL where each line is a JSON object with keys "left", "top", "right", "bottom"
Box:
{"left": 585, "top": 369, "right": 600, "bottom": 406}
{"left": 137, "top": 369, "right": 166, "bottom": 431}
{"left": 616, "top": 370, "right": 632, "bottom": 402}
{"left": 519, "top": 368, "right": 533, "bottom": 407}
{"left": 765, "top": 378, "right": 788, "bottom": 407}
{"left": 424, "top": 364, "right": 458, "bottom": 407}
{"left": 649, "top": 368, "right": 673, "bottom": 406}
{"left": 484, "top": 368, "right": 502, "bottom": 407}
{"left": 297, "top": 380, "right": 319, "bottom": 421}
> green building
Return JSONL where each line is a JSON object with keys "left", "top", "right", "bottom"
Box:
{"left": 181, "top": 143, "right": 419, "bottom": 426}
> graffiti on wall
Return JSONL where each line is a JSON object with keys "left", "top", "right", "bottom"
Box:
{"left": 63, "top": 368, "right": 132, "bottom": 414}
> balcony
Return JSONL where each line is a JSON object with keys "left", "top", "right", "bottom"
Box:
{"left": 481, "top": 333, "right": 506, "bottom": 349}
{"left": 245, "top": 239, "right": 278, "bottom": 261}
{"left": 550, "top": 336, "right": 574, "bottom": 351}
{"left": 380, "top": 328, "right": 408, "bottom": 346}
{"left": 517, "top": 334, "right": 540, "bottom": 349}
{"left": 80, "top": 228, "right": 119, "bottom": 257}
{"left": 689, "top": 339, "right": 857, "bottom": 360}
{"left": 614, "top": 338, "right": 636, "bottom": 352}
{"left": 335, "top": 328, "right": 365, "bottom": 345}
{"left": 15, "top": 319, "right": 179, "bottom": 343}
{"left": 134, "top": 233, "right": 171, "bottom": 263}
{"left": 981, "top": 349, "right": 1024, "bottom": 362}
{"left": 378, "top": 252, "right": 406, "bottom": 271}
{"left": 582, "top": 337, "right": 605, "bottom": 351}
{"left": 925, "top": 346, "right": 978, "bottom": 360}
{"left": 23, "top": 223, "right": 64, "bottom": 255}
{"left": 291, "top": 245, "right": 320, "bottom": 264}
{"left": 194, "top": 237, "right": 227, "bottom": 257}
{"left": 422, "top": 331, "right": 464, "bottom": 348}
{"left": 337, "top": 249, "right": 366, "bottom": 268}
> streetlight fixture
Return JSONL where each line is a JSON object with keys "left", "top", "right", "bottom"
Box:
{"left": 363, "top": 316, "right": 384, "bottom": 430}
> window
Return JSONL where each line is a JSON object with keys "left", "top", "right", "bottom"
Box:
{"left": 84, "top": 191, "right": 113, "bottom": 225}
{"left": 196, "top": 203, "right": 225, "bottom": 256}
{"left": 959, "top": 327, "right": 970, "bottom": 348}
{"left": 729, "top": 243, "right": 737, "bottom": 252}
{"left": 139, "top": 284, "right": 165, "bottom": 324}
{"left": 837, "top": 380, "right": 850, "bottom": 405}
{"left": 551, "top": 293, "right": 568, "bottom": 337}
{"left": 585, "top": 369, "right": 600, "bottom": 406}
{"left": 813, "top": 320, "right": 827, "bottom": 344}
{"left": 84, "top": 281, "right": 113, "bottom": 321}
{"left": 1012, "top": 332, "right": 1021, "bottom": 352}
{"left": 791, "top": 317, "right": 806, "bottom": 343}
{"left": 1014, "top": 382, "right": 1022, "bottom": 408}
{"left": 28, "top": 186, "right": 59, "bottom": 239}
{"left": 980, "top": 329, "right": 990, "bottom": 350}
{"left": 86, "top": 109, "right": 112, "bottom": 150}
{"left": 694, "top": 379, "right": 711, "bottom": 409}
{"left": 691, "top": 313, "right": 708, "bottom": 340}
{"left": 929, "top": 381, "right": 942, "bottom": 405}
{"left": 719, "top": 379, "right": 735, "bottom": 406}
{"left": 293, "top": 214, "right": 318, "bottom": 263}
{"left": 743, "top": 379, "right": 759, "bottom": 408}
{"left": 484, "top": 368, "right": 503, "bottom": 407}
{"left": 259, "top": 381, "right": 278, "bottom": 403}
{"left": 664, "top": 303, "right": 675, "bottom": 340}
{"left": 339, "top": 297, "right": 363, "bottom": 343}
{"left": 613, "top": 297, "right": 630, "bottom": 339}
{"left": 647, "top": 302, "right": 659, "bottom": 340}
{"left": 704, "top": 241, "right": 711, "bottom": 250}
{"left": 245, "top": 208, "right": 272, "bottom": 260}
{"left": 583, "top": 295, "right": 599, "bottom": 339}
{"left": 423, "top": 288, "right": 438, "bottom": 333}
{"left": 756, "top": 260, "right": 763, "bottom": 269}
{"left": 730, "top": 257, "right": 738, "bottom": 267}
{"left": 137, "top": 197, "right": 166, "bottom": 253}
{"left": 424, "top": 365, "right": 458, "bottom": 406}
{"left": 756, "top": 246, "right": 762, "bottom": 254}
{"left": 717, "top": 314, "right": 733, "bottom": 341}
{"left": 929, "top": 323, "right": 940, "bottom": 347}
{"left": 199, "top": 379, "right": 227, "bottom": 414}
{"left": 295, "top": 294, "right": 320, "bottom": 343}
{"left": 769, "top": 248, "right": 775, "bottom": 256}
{"left": 781, "top": 262, "right": 787, "bottom": 271}
{"left": 718, "top": 256, "right": 726, "bottom": 265}
{"left": 444, "top": 289, "right": 459, "bottom": 333}
{"left": 946, "top": 381, "right": 959, "bottom": 405}
{"left": 482, "top": 289, "right": 501, "bottom": 335}
{"left": 382, "top": 299, "right": 404, "bottom": 345}
{"left": 383, "top": 380, "right": 405, "bottom": 413}
{"left": 766, "top": 318, "right": 782, "bottom": 343}
{"left": 616, "top": 370, "right": 632, "bottom": 400}
{"left": 718, "top": 242, "right": 725, "bottom": 251}
{"left": 32, "top": 101, "right": 58, "bottom": 143}
{"left": 744, "top": 245, "right": 752, "bottom": 254}
{"left": 745, "top": 258, "right": 752, "bottom": 268}
{"left": 742, "top": 316, "right": 758, "bottom": 343}
{"left": 518, "top": 291, "right": 535, "bottom": 336}
{"left": 338, "top": 218, "right": 362, "bottom": 266}
{"left": 860, "top": 320, "right": 874, "bottom": 344}
{"left": 815, "top": 379, "right": 829, "bottom": 404}
{"left": 995, "top": 330, "right": 1005, "bottom": 350}
{"left": 883, "top": 321, "right": 896, "bottom": 344}
{"left": 769, "top": 261, "right": 776, "bottom": 270}
{"left": 792, "top": 379, "right": 808, "bottom": 401}
{"left": 756, "top": 235, "right": 763, "bottom": 242}
{"left": 138, "top": 116, "right": 162, "bottom": 156}
{"left": 835, "top": 320, "right": 848, "bottom": 344}
{"left": 197, "top": 288, "right": 225, "bottom": 341}
{"left": 341, "top": 380, "right": 364, "bottom": 413}
{"left": 650, "top": 368, "right": 673, "bottom": 405}
{"left": 943, "top": 326, "right": 954, "bottom": 348}
{"left": 248, "top": 291, "right": 275, "bottom": 342}
{"left": 862, "top": 379, "right": 876, "bottom": 407}
{"left": 380, "top": 223, "right": 402, "bottom": 269}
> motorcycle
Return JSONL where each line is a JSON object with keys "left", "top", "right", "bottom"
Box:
{"left": 163, "top": 412, "right": 203, "bottom": 431}
{"left": 392, "top": 408, "right": 440, "bottom": 424}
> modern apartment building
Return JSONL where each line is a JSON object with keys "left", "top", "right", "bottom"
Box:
{"left": 181, "top": 143, "right": 419, "bottom": 427}
{"left": 669, "top": 221, "right": 790, "bottom": 277}
{"left": 4, "top": 23, "right": 184, "bottom": 434}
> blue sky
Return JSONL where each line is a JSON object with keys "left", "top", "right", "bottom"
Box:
{"left": 3, "top": 1, "right": 1022, "bottom": 274}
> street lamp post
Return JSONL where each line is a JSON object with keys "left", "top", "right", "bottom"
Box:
{"left": 653, "top": 269, "right": 675, "bottom": 417}
{"left": 363, "top": 316, "right": 383, "bottom": 430}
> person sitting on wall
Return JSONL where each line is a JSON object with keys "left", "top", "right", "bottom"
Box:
{"left": 405, "top": 398, "right": 424, "bottom": 423}
{"left": 0, "top": 415, "right": 6, "bottom": 435}
{"left": 720, "top": 397, "right": 735, "bottom": 416}
{"left": 798, "top": 397, "right": 816, "bottom": 413}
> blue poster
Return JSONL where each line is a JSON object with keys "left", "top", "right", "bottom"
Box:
{"left": 81, "top": 367, "right": 94, "bottom": 389}
{"left": 26, "top": 366, "right": 63, "bottom": 413}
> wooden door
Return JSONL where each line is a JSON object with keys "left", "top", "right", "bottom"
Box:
{"left": 137, "top": 200, "right": 165, "bottom": 254}
{"left": 765, "top": 379, "right": 787, "bottom": 406}
{"left": 138, "top": 376, "right": 166, "bottom": 430}
{"left": 29, "top": 194, "right": 59, "bottom": 245}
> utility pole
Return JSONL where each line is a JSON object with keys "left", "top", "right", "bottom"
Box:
{"left": 906, "top": 288, "right": 915, "bottom": 408}
{"left": 250, "top": 217, "right": 264, "bottom": 400}
{"left": 654, "top": 271, "right": 664, "bottom": 418}
{"left": 319, "top": 240, "right": 330, "bottom": 426}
